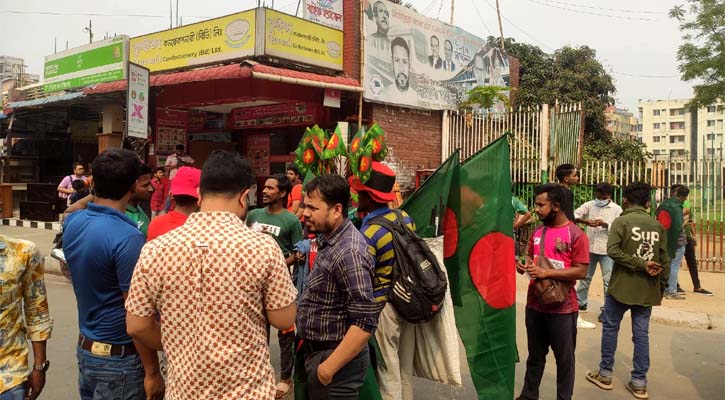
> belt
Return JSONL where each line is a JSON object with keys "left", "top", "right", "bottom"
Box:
{"left": 78, "top": 335, "right": 137, "bottom": 357}
{"left": 301, "top": 339, "right": 341, "bottom": 354}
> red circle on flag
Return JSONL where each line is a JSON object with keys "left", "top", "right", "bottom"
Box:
{"left": 658, "top": 212, "right": 671, "bottom": 230}
{"left": 443, "top": 208, "right": 458, "bottom": 258}
{"left": 469, "top": 232, "right": 516, "bottom": 309}
{"left": 351, "top": 138, "right": 360, "bottom": 153}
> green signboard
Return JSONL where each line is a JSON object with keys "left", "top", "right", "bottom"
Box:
{"left": 43, "top": 36, "right": 128, "bottom": 93}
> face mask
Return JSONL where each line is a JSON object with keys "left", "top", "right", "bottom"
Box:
{"left": 594, "top": 199, "right": 610, "bottom": 207}
{"left": 541, "top": 210, "right": 558, "bottom": 225}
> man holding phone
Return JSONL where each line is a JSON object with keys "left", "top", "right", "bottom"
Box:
{"left": 586, "top": 182, "right": 669, "bottom": 400}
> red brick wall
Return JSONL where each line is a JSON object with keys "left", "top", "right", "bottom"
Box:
{"left": 343, "top": 1, "right": 361, "bottom": 81}
{"left": 367, "top": 103, "right": 442, "bottom": 190}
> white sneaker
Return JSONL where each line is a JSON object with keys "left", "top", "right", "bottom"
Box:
{"left": 577, "top": 316, "right": 596, "bottom": 329}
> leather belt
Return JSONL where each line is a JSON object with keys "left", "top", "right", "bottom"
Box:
{"left": 301, "top": 339, "right": 341, "bottom": 354}
{"left": 78, "top": 335, "right": 137, "bottom": 357}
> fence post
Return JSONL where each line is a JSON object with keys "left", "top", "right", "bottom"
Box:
{"left": 441, "top": 110, "right": 450, "bottom": 162}
{"left": 540, "top": 104, "right": 550, "bottom": 183}
{"left": 577, "top": 103, "right": 585, "bottom": 167}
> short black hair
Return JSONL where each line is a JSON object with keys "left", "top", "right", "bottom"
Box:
{"left": 391, "top": 37, "right": 410, "bottom": 59}
{"left": 173, "top": 194, "right": 198, "bottom": 207}
{"left": 200, "top": 150, "right": 253, "bottom": 197}
{"left": 444, "top": 39, "right": 452, "bottom": 48}
{"left": 623, "top": 182, "right": 651, "bottom": 207}
{"left": 269, "top": 173, "right": 292, "bottom": 198}
{"left": 430, "top": 35, "right": 439, "bottom": 44}
{"left": 71, "top": 179, "right": 86, "bottom": 191}
{"left": 534, "top": 183, "right": 570, "bottom": 211}
{"left": 287, "top": 165, "right": 300, "bottom": 177}
{"left": 92, "top": 148, "right": 144, "bottom": 200}
{"left": 555, "top": 163, "right": 576, "bottom": 183}
{"left": 73, "top": 162, "right": 85, "bottom": 170}
{"left": 139, "top": 164, "right": 152, "bottom": 177}
{"left": 595, "top": 182, "right": 613, "bottom": 196}
{"left": 155, "top": 167, "right": 165, "bottom": 174}
{"left": 305, "top": 174, "right": 350, "bottom": 216}
{"left": 176, "top": 144, "right": 185, "bottom": 151}
{"left": 676, "top": 186, "right": 690, "bottom": 198}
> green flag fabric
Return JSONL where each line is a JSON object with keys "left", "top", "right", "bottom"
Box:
{"left": 322, "top": 124, "right": 348, "bottom": 160}
{"left": 401, "top": 150, "right": 460, "bottom": 238}
{"left": 443, "top": 136, "right": 517, "bottom": 399}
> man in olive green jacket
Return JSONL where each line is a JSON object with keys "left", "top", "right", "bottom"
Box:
{"left": 586, "top": 182, "right": 669, "bottom": 400}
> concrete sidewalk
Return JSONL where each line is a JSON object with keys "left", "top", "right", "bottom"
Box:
{"left": 3, "top": 225, "right": 723, "bottom": 329}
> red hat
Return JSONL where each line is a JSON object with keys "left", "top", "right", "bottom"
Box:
{"left": 171, "top": 166, "right": 201, "bottom": 199}
{"left": 349, "top": 161, "right": 397, "bottom": 203}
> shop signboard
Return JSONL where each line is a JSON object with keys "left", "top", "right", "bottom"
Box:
{"left": 130, "top": 10, "right": 256, "bottom": 73}
{"left": 230, "top": 102, "right": 319, "bottom": 129}
{"left": 303, "top": 0, "right": 343, "bottom": 30}
{"left": 262, "top": 8, "right": 343, "bottom": 71}
{"left": 43, "top": 36, "right": 128, "bottom": 93}
{"left": 246, "top": 134, "right": 270, "bottom": 176}
{"left": 126, "top": 63, "right": 150, "bottom": 139}
{"left": 362, "top": 1, "right": 510, "bottom": 110}
{"left": 156, "top": 108, "right": 188, "bottom": 154}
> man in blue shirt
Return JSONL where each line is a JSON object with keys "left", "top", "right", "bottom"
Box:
{"left": 352, "top": 162, "right": 416, "bottom": 400}
{"left": 63, "top": 148, "right": 163, "bottom": 400}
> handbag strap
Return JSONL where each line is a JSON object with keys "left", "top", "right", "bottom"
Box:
{"left": 538, "top": 227, "right": 547, "bottom": 266}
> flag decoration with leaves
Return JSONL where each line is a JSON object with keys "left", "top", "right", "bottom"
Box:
{"left": 348, "top": 123, "right": 388, "bottom": 184}
{"left": 294, "top": 125, "right": 339, "bottom": 176}
{"left": 443, "top": 136, "right": 517, "bottom": 399}
{"left": 322, "top": 124, "right": 348, "bottom": 160}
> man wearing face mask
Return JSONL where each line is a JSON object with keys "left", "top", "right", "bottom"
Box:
{"left": 574, "top": 183, "right": 623, "bottom": 326}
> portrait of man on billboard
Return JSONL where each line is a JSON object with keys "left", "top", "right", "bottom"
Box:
{"left": 443, "top": 39, "right": 456, "bottom": 72}
{"left": 383, "top": 37, "right": 417, "bottom": 102}
{"left": 429, "top": 35, "right": 442, "bottom": 69}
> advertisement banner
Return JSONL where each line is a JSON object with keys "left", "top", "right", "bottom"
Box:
{"left": 264, "top": 9, "right": 343, "bottom": 71}
{"left": 362, "top": 1, "right": 509, "bottom": 110}
{"left": 156, "top": 108, "right": 188, "bottom": 154}
{"left": 130, "top": 10, "right": 256, "bottom": 73}
{"left": 303, "top": 0, "right": 344, "bottom": 30}
{"left": 126, "top": 63, "right": 150, "bottom": 139}
{"left": 43, "top": 36, "right": 128, "bottom": 93}
{"left": 230, "top": 102, "right": 318, "bottom": 129}
{"left": 246, "top": 134, "right": 271, "bottom": 176}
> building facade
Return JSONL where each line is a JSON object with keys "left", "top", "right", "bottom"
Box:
{"left": 605, "top": 106, "right": 637, "bottom": 140}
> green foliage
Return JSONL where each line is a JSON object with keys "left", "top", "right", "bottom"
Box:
{"left": 458, "top": 85, "right": 511, "bottom": 111}
{"left": 487, "top": 37, "right": 616, "bottom": 142}
{"left": 670, "top": 0, "right": 725, "bottom": 110}
{"left": 584, "top": 137, "right": 652, "bottom": 163}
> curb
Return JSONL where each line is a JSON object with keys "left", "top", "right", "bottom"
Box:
{"left": 43, "top": 256, "right": 65, "bottom": 277}
{"left": 2, "top": 218, "right": 61, "bottom": 231}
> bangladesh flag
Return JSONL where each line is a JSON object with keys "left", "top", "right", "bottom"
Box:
{"left": 366, "top": 123, "right": 388, "bottom": 161}
{"left": 443, "top": 136, "right": 517, "bottom": 399}
{"left": 322, "top": 124, "right": 348, "bottom": 160}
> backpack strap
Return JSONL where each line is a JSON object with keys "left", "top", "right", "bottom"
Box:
{"left": 369, "top": 209, "right": 407, "bottom": 235}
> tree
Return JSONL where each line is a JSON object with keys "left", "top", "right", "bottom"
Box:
{"left": 487, "top": 38, "right": 616, "bottom": 142}
{"left": 458, "top": 85, "right": 511, "bottom": 112}
{"left": 669, "top": 0, "right": 725, "bottom": 109}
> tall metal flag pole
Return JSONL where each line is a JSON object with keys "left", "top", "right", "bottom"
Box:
{"left": 495, "top": 0, "right": 505, "bottom": 49}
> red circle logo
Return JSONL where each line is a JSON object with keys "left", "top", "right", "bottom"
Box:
{"left": 443, "top": 208, "right": 458, "bottom": 258}
{"left": 468, "top": 232, "right": 516, "bottom": 309}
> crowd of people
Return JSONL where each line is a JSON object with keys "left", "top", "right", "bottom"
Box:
{"left": 0, "top": 154, "right": 714, "bottom": 400}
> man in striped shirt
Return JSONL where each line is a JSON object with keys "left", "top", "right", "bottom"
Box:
{"left": 352, "top": 162, "right": 416, "bottom": 400}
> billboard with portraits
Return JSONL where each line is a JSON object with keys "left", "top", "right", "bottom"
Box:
{"left": 363, "top": 0, "right": 510, "bottom": 111}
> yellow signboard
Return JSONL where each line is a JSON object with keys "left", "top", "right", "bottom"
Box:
{"left": 130, "top": 10, "right": 256, "bottom": 72}
{"left": 264, "top": 9, "right": 343, "bottom": 71}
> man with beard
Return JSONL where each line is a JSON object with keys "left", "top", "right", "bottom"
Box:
{"left": 372, "top": 1, "right": 389, "bottom": 38}
{"left": 383, "top": 37, "right": 418, "bottom": 103}
{"left": 516, "top": 183, "right": 588, "bottom": 400}
{"left": 246, "top": 173, "right": 302, "bottom": 399}
{"left": 296, "top": 174, "right": 377, "bottom": 398}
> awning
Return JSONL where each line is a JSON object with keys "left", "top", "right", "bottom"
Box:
{"left": 84, "top": 62, "right": 362, "bottom": 95}
{"left": 6, "top": 92, "right": 86, "bottom": 111}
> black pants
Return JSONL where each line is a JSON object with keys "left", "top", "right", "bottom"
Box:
{"left": 684, "top": 238, "right": 702, "bottom": 289}
{"left": 267, "top": 325, "right": 295, "bottom": 380}
{"left": 304, "top": 345, "right": 369, "bottom": 399}
{"left": 521, "top": 308, "right": 577, "bottom": 400}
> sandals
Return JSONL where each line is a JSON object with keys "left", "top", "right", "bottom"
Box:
{"left": 275, "top": 381, "right": 293, "bottom": 399}
{"left": 626, "top": 381, "right": 649, "bottom": 399}
{"left": 586, "top": 370, "right": 613, "bottom": 390}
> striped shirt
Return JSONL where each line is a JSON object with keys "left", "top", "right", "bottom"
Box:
{"left": 360, "top": 207, "right": 416, "bottom": 303}
{"left": 296, "top": 219, "right": 378, "bottom": 341}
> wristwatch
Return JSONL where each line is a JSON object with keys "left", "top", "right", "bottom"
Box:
{"left": 33, "top": 360, "right": 50, "bottom": 372}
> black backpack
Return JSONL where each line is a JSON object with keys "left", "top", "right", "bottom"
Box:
{"left": 371, "top": 209, "right": 448, "bottom": 323}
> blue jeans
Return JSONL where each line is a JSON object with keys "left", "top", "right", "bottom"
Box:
{"left": 77, "top": 346, "right": 145, "bottom": 400}
{"left": 666, "top": 245, "right": 686, "bottom": 294}
{"left": 0, "top": 385, "right": 25, "bottom": 400}
{"left": 599, "top": 295, "right": 652, "bottom": 387}
{"left": 576, "top": 253, "right": 613, "bottom": 309}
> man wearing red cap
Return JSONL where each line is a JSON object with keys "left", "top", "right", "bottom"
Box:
{"left": 351, "top": 162, "right": 417, "bottom": 400}
{"left": 147, "top": 166, "right": 200, "bottom": 241}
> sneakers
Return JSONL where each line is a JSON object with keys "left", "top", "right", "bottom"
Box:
{"left": 626, "top": 381, "right": 649, "bottom": 399}
{"left": 676, "top": 285, "right": 686, "bottom": 294}
{"left": 577, "top": 316, "right": 596, "bottom": 329}
{"left": 694, "top": 288, "right": 714, "bottom": 296}
{"left": 586, "top": 370, "right": 613, "bottom": 390}
{"left": 665, "top": 293, "right": 685, "bottom": 300}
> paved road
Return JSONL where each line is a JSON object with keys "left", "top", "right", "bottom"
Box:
{"left": 35, "top": 274, "right": 724, "bottom": 400}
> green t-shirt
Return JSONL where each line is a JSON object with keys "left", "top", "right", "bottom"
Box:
{"left": 246, "top": 208, "right": 303, "bottom": 256}
{"left": 126, "top": 204, "right": 150, "bottom": 238}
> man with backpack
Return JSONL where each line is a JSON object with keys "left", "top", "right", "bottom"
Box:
{"left": 353, "top": 162, "right": 444, "bottom": 400}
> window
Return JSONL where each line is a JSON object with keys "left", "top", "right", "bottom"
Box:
{"left": 708, "top": 106, "right": 717, "bottom": 113}
{"left": 653, "top": 123, "right": 661, "bottom": 129}
{"left": 707, "top": 120, "right": 716, "bottom": 127}
{"left": 653, "top": 109, "right": 661, "bottom": 116}
{"left": 670, "top": 149, "right": 686, "bottom": 157}
{"left": 707, "top": 133, "right": 715, "bottom": 140}
{"left": 670, "top": 135, "right": 685, "bottom": 144}
{"left": 670, "top": 108, "right": 685, "bottom": 116}
{"left": 670, "top": 121, "right": 685, "bottom": 130}
{"left": 653, "top": 149, "right": 661, "bottom": 155}
{"left": 653, "top": 136, "right": 661, "bottom": 142}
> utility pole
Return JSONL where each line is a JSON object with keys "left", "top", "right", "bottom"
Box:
{"left": 84, "top": 20, "right": 93, "bottom": 43}
{"left": 450, "top": 0, "right": 454, "bottom": 24}
{"left": 169, "top": 0, "right": 173, "bottom": 28}
{"left": 495, "top": 0, "right": 505, "bottom": 50}
{"left": 176, "top": 0, "right": 180, "bottom": 27}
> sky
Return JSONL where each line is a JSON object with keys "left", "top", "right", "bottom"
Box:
{"left": 0, "top": 0, "right": 694, "bottom": 114}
